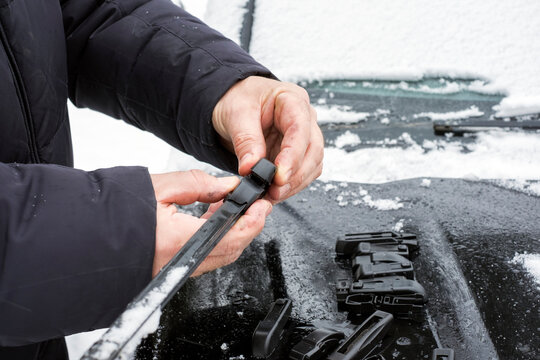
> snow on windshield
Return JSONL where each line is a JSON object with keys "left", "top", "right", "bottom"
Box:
{"left": 248, "top": 0, "right": 540, "bottom": 118}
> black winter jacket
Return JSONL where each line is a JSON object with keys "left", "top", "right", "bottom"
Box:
{"left": 0, "top": 0, "right": 271, "bottom": 347}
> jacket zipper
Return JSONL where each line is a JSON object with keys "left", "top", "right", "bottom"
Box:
{"left": 0, "top": 22, "right": 40, "bottom": 163}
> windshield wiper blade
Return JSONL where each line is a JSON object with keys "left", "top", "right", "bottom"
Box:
{"left": 433, "top": 120, "right": 540, "bottom": 136}
{"left": 81, "top": 159, "right": 276, "bottom": 360}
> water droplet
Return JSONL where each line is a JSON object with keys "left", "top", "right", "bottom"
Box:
{"left": 396, "top": 336, "right": 412, "bottom": 346}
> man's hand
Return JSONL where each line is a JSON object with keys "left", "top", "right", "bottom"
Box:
{"left": 213, "top": 76, "right": 323, "bottom": 203}
{"left": 150, "top": 170, "right": 272, "bottom": 277}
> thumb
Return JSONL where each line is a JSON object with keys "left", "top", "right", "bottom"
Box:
{"left": 152, "top": 171, "right": 239, "bottom": 204}
{"left": 228, "top": 112, "right": 267, "bottom": 176}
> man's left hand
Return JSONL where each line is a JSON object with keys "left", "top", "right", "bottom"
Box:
{"left": 213, "top": 76, "right": 324, "bottom": 203}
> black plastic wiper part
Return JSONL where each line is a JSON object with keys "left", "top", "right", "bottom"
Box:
{"left": 431, "top": 348, "right": 455, "bottom": 360}
{"left": 433, "top": 119, "right": 540, "bottom": 136}
{"left": 335, "top": 276, "right": 426, "bottom": 304}
{"left": 353, "top": 253, "right": 414, "bottom": 280}
{"left": 253, "top": 298, "right": 292, "bottom": 358}
{"left": 327, "top": 311, "right": 393, "bottom": 360}
{"left": 345, "top": 293, "right": 425, "bottom": 322}
{"left": 289, "top": 327, "right": 345, "bottom": 360}
{"left": 81, "top": 159, "right": 276, "bottom": 360}
{"left": 354, "top": 242, "right": 410, "bottom": 259}
{"left": 336, "top": 232, "right": 418, "bottom": 258}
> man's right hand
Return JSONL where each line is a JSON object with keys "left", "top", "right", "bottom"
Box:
{"left": 150, "top": 170, "right": 272, "bottom": 278}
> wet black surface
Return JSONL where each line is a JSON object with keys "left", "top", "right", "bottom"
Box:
{"left": 136, "top": 178, "right": 539, "bottom": 360}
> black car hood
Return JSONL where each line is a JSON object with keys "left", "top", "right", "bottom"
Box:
{"left": 134, "top": 178, "right": 539, "bottom": 360}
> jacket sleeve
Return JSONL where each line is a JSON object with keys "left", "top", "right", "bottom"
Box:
{"left": 61, "top": 0, "right": 276, "bottom": 173}
{"left": 0, "top": 163, "right": 156, "bottom": 346}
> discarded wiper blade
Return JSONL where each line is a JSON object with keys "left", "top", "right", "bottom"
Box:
{"left": 336, "top": 232, "right": 418, "bottom": 258}
{"left": 289, "top": 327, "right": 345, "bottom": 360}
{"left": 82, "top": 159, "right": 276, "bottom": 360}
{"left": 353, "top": 252, "right": 414, "bottom": 280}
{"left": 252, "top": 298, "right": 292, "bottom": 358}
{"left": 354, "top": 242, "right": 410, "bottom": 259}
{"left": 432, "top": 348, "right": 455, "bottom": 360}
{"left": 345, "top": 293, "right": 424, "bottom": 322}
{"left": 433, "top": 120, "right": 540, "bottom": 136}
{"left": 327, "top": 310, "right": 393, "bottom": 360}
{"left": 336, "top": 276, "right": 426, "bottom": 303}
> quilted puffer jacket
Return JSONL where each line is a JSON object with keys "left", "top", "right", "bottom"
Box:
{"left": 0, "top": 0, "right": 272, "bottom": 351}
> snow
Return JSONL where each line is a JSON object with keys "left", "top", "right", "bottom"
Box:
{"left": 313, "top": 104, "right": 370, "bottom": 124}
{"left": 494, "top": 96, "right": 540, "bottom": 118}
{"left": 413, "top": 106, "right": 484, "bottom": 121}
{"left": 321, "top": 131, "right": 540, "bottom": 184}
{"left": 323, "top": 183, "right": 404, "bottom": 210}
{"left": 68, "top": 104, "right": 172, "bottom": 173}
{"left": 66, "top": 329, "right": 107, "bottom": 360}
{"left": 87, "top": 266, "right": 189, "bottom": 359}
{"left": 204, "top": 0, "right": 248, "bottom": 45}
{"left": 510, "top": 253, "right": 540, "bottom": 289}
{"left": 363, "top": 79, "right": 494, "bottom": 96}
{"left": 393, "top": 219, "right": 405, "bottom": 233}
{"left": 175, "top": 0, "right": 208, "bottom": 19}
{"left": 361, "top": 194, "right": 403, "bottom": 211}
{"left": 420, "top": 179, "right": 432, "bottom": 188}
{"left": 334, "top": 131, "right": 361, "bottom": 148}
{"left": 249, "top": 0, "right": 540, "bottom": 117}
{"left": 490, "top": 179, "right": 540, "bottom": 197}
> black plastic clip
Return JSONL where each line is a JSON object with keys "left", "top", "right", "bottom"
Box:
{"left": 345, "top": 293, "right": 424, "bottom": 322}
{"left": 336, "top": 276, "right": 426, "bottom": 304}
{"left": 289, "top": 327, "right": 345, "bottom": 360}
{"left": 336, "top": 232, "right": 418, "bottom": 258}
{"left": 226, "top": 158, "right": 276, "bottom": 207}
{"left": 327, "top": 311, "right": 393, "bottom": 360}
{"left": 354, "top": 242, "right": 410, "bottom": 259}
{"left": 252, "top": 298, "right": 292, "bottom": 358}
{"left": 432, "top": 348, "right": 455, "bottom": 360}
{"left": 353, "top": 253, "right": 414, "bottom": 280}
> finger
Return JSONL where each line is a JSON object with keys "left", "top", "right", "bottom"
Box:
{"left": 192, "top": 199, "right": 272, "bottom": 276}
{"left": 225, "top": 105, "right": 268, "bottom": 176}
{"left": 206, "top": 199, "right": 271, "bottom": 257}
{"left": 268, "top": 120, "right": 324, "bottom": 202}
{"left": 272, "top": 92, "right": 313, "bottom": 186}
{"left": 200, "top": 201, "right": 224, "bottom": 220}
{"left": 153, "top": 170, "right": 239, "bottom": 204}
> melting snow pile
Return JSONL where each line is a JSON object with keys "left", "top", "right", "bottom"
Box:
{"left": 413, "top": 106, "right": 484, "bottom": 121}
{"left": 393, "top": 219, "right": 405, "bottom": 232}
{"left": 321, "top": 131, "right": 540, "bottom": 184}
{"left": 510, "top": 253, "right": 540, "bottom": 289}
{"left": 319, "top": 182, "right": 403, "bottom": 210}
{"left": 249, "top": 0, "right": 540, "bottom": 117}
{"left": 490, "top": 179, "right": 540, "bottom": 197}
{"left": 314, "top": 105, "right": 370, "bottom": 124}
{"left": 334, "top": 131, "right": 361, "bottom": 148}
